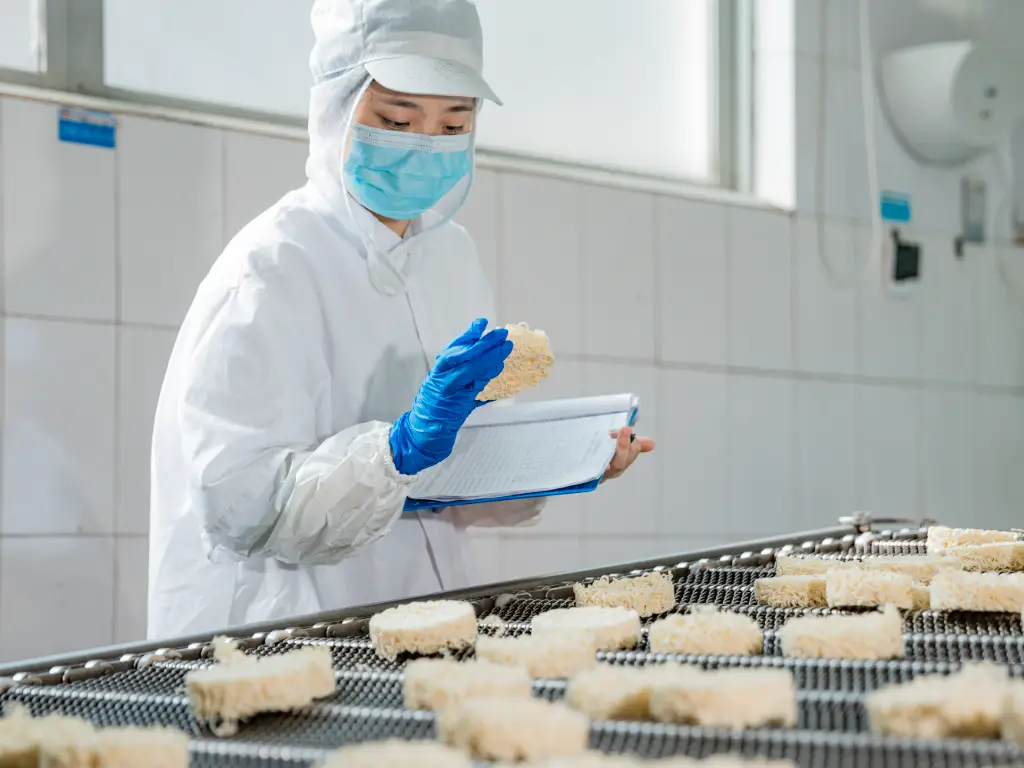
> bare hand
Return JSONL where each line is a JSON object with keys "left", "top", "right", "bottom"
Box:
{"left": 601, "top": 426, "right": 655, "bottom": 483}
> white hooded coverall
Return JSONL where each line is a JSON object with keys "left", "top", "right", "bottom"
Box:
{"left": 147, "top": 0, "right": 543, "bottom": 641}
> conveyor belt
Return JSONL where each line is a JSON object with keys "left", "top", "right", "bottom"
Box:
{"left": 2, "top": 520, "right": 1024, "bottom": 766}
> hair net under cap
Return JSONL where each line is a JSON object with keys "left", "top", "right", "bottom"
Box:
{"left": 309, "top": 0, "right": 499, "bottom": 103}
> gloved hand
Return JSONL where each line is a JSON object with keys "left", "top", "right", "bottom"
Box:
{"left": 390, "top": 318, "right": 512, "bottom": 476}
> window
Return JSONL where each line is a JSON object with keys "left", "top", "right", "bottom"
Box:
{"left": 0, "top": 0, "right": 751, "bottom": 190}
{"left": 0, "top": 0, "right": 45, "bottom": 72}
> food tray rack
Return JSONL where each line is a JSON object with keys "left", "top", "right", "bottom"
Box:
{"left": 1, "top": 516, "right": 1023, "bottom": 767}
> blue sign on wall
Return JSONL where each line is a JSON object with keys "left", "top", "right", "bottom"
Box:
{"left": 58, "top": 108, "right": 116, "bottom": 149}
{"left": 880, "top": 191, "right": 911, "bottom": 223}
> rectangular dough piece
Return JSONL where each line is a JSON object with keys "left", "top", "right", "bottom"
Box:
{"left": 754, "top": 575, "right": 827, "bottom": 608}
{"left": 825, "top": 567, "right": 914, "bottom": 610}
{"left": 648, "top": 668, "right": 797, "bottom": 730}
{"left": 474, "top": 633, "right": 597, "bottom": 679}
{"left": 944, "top": 542, "right": 1024, "bottom": 572}
{"left": 859, "top": 555, "right": 962, "bottom": 584}
{"left": 778, "top": 605, "right": 904, "bottom": 660}
{"left": 564, "top": 664, "right": 671, "bottom": 721}
{"left": 867, "top": 663, "right": 1009, "bottom": 740}
{"left": 648, "top": 606, "right": 763, "bottom": 656}
{"left": 573, "top": 572, "right": 676, "bottom": 618}
{"left": 774, "top": 555, "right": 854, "bottom": 577}
{"left": 930, "top": 570, "right": 1024, "bottom": 612}
{"left": 185, "top": 640, "right": 336, "bottom": 735}
{"left": 926, "top": 526, "right": 1018, "bottom": 554}
{"left": 42, "top": 726, "right": 189, "bottom": 768}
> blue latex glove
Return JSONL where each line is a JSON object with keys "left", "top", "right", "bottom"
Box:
{"left": 390, "top": 319, "right": 512, "bottom": 476}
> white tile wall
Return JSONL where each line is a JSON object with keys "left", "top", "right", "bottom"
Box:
{"left": 1, "top": 99, "right": 116, "bottom": 321}
{"left": 0, "top": 537, "right": 115, "bottom": 662}
{"left": 2, "top": 0, "right": 1024, "bottom": 659}
{"left": 3, "top": 319, "right": 116, "bottom": 534}
{"left": 118, "top": 117, "right": 224, "bottom": 326}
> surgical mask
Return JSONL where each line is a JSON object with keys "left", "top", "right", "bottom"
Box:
{"left": 344, "top": 123, "right": 472, "bottom": 220}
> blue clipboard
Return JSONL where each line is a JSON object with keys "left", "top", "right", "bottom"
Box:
{"left": 403, "top": 404, "right": 638, "bottom": 513}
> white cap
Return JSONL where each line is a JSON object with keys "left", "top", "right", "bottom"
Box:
{"left": 310, "top": 0, "right": 502, "bottom": 105}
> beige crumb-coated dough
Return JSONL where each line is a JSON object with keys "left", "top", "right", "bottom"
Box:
{"left": 926, "top": 525, "right": 1018, "bottom": 554}
{"left": 476, "top": 323, "right": 554, "bottom": 401}
{"left": 524, "top": 755, "right": 653, "bottom": 767}
{"left": 573, "top": 572, "right": 676, "bottom": 618}
{"left": 648, "top": 606, "right": 762, "bottom": 656}
{"left": 42, "top": 726, "right": 189, "bottom": 768}
{"left": 945, "top": 542, "right": 1024, "bottom": 573}
{"left": 402, "top": 658, "right": 531, "bottom": 710}
{"left": 475, "top": 633, "right": 597, "bottom": 678}
{"left": 859, "top": 554, "right": 961, "bottom": 584}
{"left": 778, "top": 604, "right": 904, "bottom": 660}
{"left": 0, "top": 706, "right": 97, "bottom": 768}
{"left": 185, "top": 639, "right": 335, "bottom": 734}
{"left": 438, "top": 696, "right": 588, "bottom": 761}
{"left": 1001, "top": 681, "right": 1024, "bottom": 745}
{"left": 825, "top": 567, "right": 915, "bottom": 610}
{"left": 773, "top": 555, "right": 853, "bottom": 577}
{"left": 867, "top": 662, "right": 1009, "bottom": 739}
{"left": 754, "top": 575, "right": 827, "bottom": 609}
{"left": 649, "top": 667, "right": 797, "bottom": 730}
{"left": 531, "top": 606, "right": 642, "bottom": 652}
{"left": 369, "top": 600, "right": 478, "bottom": 659}
{"left": 316, "top": 739, "right": 474, "bottom": 768}
{"left": 930, "top": 570, "right": 1024, "bottom": 612}
{"left": 911, "top": 584, "right": 931, "bottom": 611}
{"left": 564, "top": 664, "right": 690, "bottom": 721}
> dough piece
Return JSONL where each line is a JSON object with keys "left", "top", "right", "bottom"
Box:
{"left": 1001, "top": 681, "right": 1024, "bottom": 745}
{"left": 825, "top": 567, "right": 914, "bottom": 610}
{"left": 910, "top": 584, "right": 931, "bottom": 611}
{"left": 778, "top": 604, "right": 904, "bottom": 660}
{"left": 753, "top": 575, "right": 827, "bottom": 608}
{"left": 926, "top": 526, "right": 1018, "bottom": 554}
{"left": 564, "top": 664, "right": 689, "bottom": 721}
{"left": 773, "top": 555, "right": 853, "bottom": 577}
{"left": 316, "top": 740, "right": 473, "bottom": 768}
{"left": 649, "top": 668, "right": 797, "bottom": 730}
{"left": 437, "top": 696, "right": 588, "bottom": 761}
{"left": 573, "top": 572, "right": 676, "bottom": 618}
{"left": 945, "top": 542, "right": 1024, "bottom": 572}
{"left": 474, "top": 633, "right": 597, "bottom": 678}
{"left": 648, "top": 606, "right": 762, "bottom": 656}
{"left": 930, "top": 570, "right": 1024, "bottom": 612}
{"left": 867, "top": 663, "right": 1009, "bottom": 739}
{"left": 185, "top": 639, "right": 335, "bottom": 735}
{"left": 530, "top": 756, "right": 651, "bottom": 767}
{"left": 42, "top": 727, "right": 189, "bottom": 768}
{"left": 859, "top": 555, "right": 961, "bottom": 584}
{"left": 0, "top": 707, "right": 96, "bottom": 768}
{"left": 369, "top": 600, "right": 478, "bottom": 659}
{"left": 476, "top": 323, "right": 554, "bottom": 401}
{"left": 531, "top": 607, "right": 641, "bottom": 651}
{"left": 402, "top": 659, "right": 531, "bottom": 710}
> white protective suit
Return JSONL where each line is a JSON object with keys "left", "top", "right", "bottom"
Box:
{"left": 147, "top": 0, "right": 543, "bottom": 641}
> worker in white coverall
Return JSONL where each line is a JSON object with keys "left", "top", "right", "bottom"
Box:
{"left": 147, "top": 0, "right": 655, "bottom": 640}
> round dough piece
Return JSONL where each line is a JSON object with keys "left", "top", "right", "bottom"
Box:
{"left": 438, "top": 696, "right": 588, "bottom": 761}
{"left": 531, "top": 607, "right": 641, "bottom": 652}
{"left": 474, "top": 633, "right": 597, "bottom": 678}
{"left": 402, "top": 658, "right": 531, "bottom": 710}
{"left": 573, "top": 573, "right": 676, "bottom": 618}
{"left": 369, "top": 600, "right": 477, "bottom": 659}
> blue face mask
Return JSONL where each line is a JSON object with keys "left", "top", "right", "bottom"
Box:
{"left": 344, "top": 124, "right": 472, "bottom": 220}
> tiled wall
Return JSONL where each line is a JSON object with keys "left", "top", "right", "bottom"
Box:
{"left": 1, "top": 1, "right": 1023, "bottom": 662}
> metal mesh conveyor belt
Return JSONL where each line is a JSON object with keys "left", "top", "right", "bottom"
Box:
{"left": 2, "top": 519, "right": 1024, "bottom": 766}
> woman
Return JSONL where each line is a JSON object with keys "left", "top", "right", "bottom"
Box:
{"left": 147, "top": 0, "right": 654, "bottom": 640}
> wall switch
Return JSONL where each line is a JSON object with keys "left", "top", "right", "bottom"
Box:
{"left": 961, "top": 176, "right": 987, "bottom": 244}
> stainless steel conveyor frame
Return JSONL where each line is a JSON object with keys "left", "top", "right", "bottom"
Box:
{"left": 2, "top": 515, "right": 1023, "bottom": 768}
